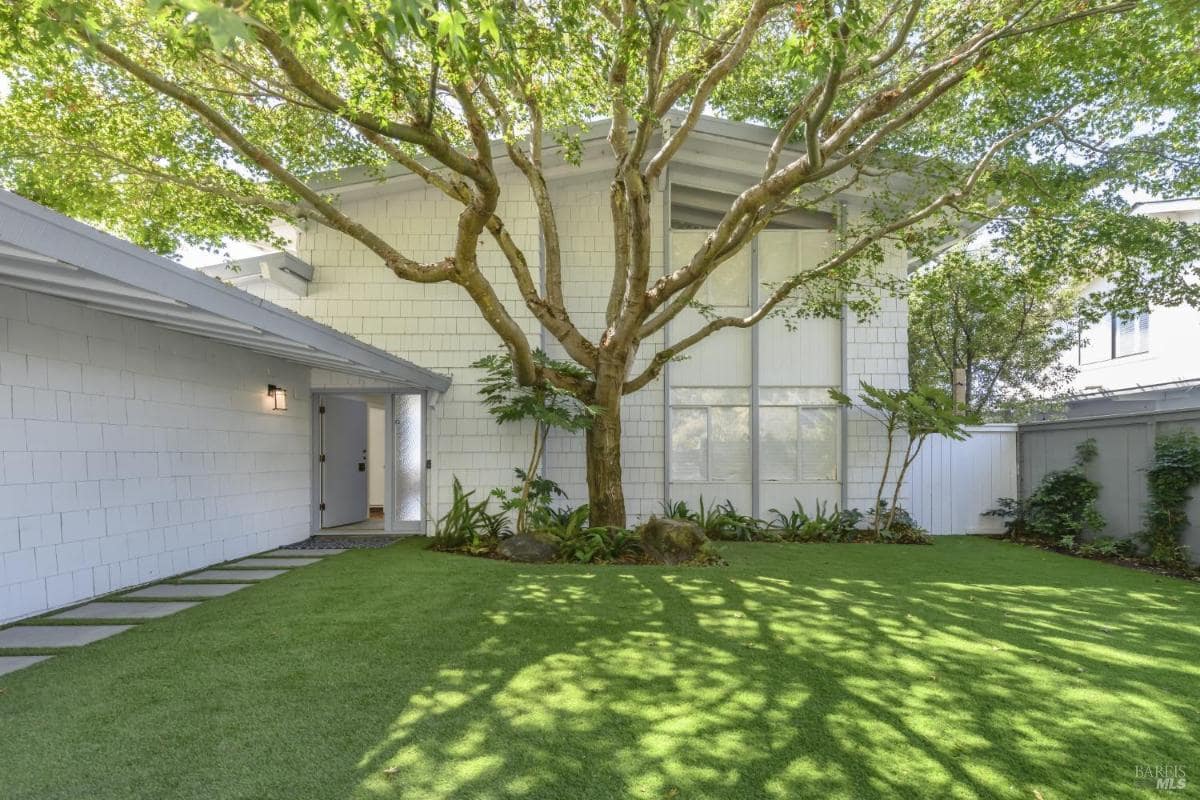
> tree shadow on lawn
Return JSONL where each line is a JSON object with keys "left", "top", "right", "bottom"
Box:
{"left": 351, "top": 541, "right": 1200, "bottom": 800}
{"left": 2, "top": 538, "right": 1198, "bottom": 800}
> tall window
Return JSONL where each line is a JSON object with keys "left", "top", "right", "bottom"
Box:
{"left": 1079, "top": 311, "right": 1150, "bottom": 364}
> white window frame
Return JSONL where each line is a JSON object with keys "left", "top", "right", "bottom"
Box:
{"left": 1079, "top": 311, "right": 1151, "bottom": 364}
{"left": 669, "top": 387, "right": 839, "bottom": 484}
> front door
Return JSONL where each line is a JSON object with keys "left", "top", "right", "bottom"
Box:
{"left": 320, "top": 396, "right": 369, "bottom": 528}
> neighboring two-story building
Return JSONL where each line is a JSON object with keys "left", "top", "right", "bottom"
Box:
{"left": 1072, "top": 197, "right": 1200, "bottom": 395}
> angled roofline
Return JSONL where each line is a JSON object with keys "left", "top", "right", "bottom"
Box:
{"left": 0, "top": 189, "right": 451, "bottom": 392}
{"left": 307, "top": 113, "right": 804, "bottom": 193}
{"left": 1131, "top": 197, "right": 1200, "bottom": 214}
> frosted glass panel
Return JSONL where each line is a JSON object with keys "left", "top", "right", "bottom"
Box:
{"left": 759, "top": 407, "right": 798, "bottom": 481}
{"left": 670, "top": 408, "right": 708, "bottom": 481}
{"left": 393, "top": 393, "right": 423, "bottom": 522}
{"left": 706, "top": 248, "right": 751, "bottom": 308}
{"left": 672, "top": 387, "right": 751, "bottom": 406}
{"left": 799, "top": 408, "right": 838, "bottom": 480}
{"left": 710, "top": 406, "right": 751, "bottom": 481}
{"left": 670, "top": 228, "right": 750, "bottom": 308}
{"left": 761, "top": 387, "right": 832, "bottom": 406}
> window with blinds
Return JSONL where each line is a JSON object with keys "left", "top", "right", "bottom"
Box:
{"left": 1115, "top": 311, "right": 1150, "bottom": 357}
{"left": 1079, "top": 311, "right": 1150, "bottom": 363}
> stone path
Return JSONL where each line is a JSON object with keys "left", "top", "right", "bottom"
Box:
{"left": 181, "top": 569, "right": 289, "bottom": 581}
{"left": 0, "top": 625, "right": 134, "bottom": 648}
{"left": 0, "top": 545, "right": 344, "bottom": 678}
{"left": 0, "top": 656, "right": 52, "bottom": 677}
{"left": 125, "top": 583, "right": 250, "bottom": 599}
{"left": 50, "top": 601, "right": 199, "bottom": 621}
{"left": 230, "top": 557, "right": 323, "bottom": 568}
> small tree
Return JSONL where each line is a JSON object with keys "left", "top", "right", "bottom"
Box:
{"left": 474, "top": 350, "right": 599, "bottom": 534}
{"left": 831, "top": 382, "right": 974, "bottom": 535}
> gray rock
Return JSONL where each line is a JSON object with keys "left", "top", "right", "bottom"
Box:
{"left": 497, "top": 532, "right": 560, "bottom": 563}
{"left": 637, "top": 517, "right": 708, "bottom": 564}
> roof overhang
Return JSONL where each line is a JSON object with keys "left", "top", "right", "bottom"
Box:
{"left": 0, "top": 189, "right": 451, "bottom": 392}
{"left": 198, "top": 250, "right": 314, "bottom": 297}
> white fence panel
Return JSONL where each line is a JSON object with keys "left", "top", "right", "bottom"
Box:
{"left": 909, "top": 424, "right": 1018, "bottom": 535}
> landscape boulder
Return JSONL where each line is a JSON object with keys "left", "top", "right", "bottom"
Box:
{"left": 497, "top": 531, "right": 560, "bottom": 563}
{"left": 637, "top": 517, "right": 708, "bottom": 564}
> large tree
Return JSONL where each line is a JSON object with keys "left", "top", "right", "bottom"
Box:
{"left": 1, "top": 0, "right": 1197, "bottom": 525}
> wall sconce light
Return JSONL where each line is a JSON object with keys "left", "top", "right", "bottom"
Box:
{"left": 267, "top": 384, "right": 288, "bottom": 411}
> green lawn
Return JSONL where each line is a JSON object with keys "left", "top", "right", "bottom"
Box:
{"left": 2, "top": 537, "right": 1198, "bottom": 800}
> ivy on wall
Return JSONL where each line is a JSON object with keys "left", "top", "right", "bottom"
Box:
{"left": 1142, "top": 430, "right": 1200, "bottom": 565}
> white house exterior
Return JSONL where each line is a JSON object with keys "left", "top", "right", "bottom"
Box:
{"left": 1071, "top": 198, "right": 1200, "bottom": 393}
{"left": 0, "top": 189, "right": 448, "bottom": 623}
{"left": 231, "top": 116, "right": 910, "bottom": 527}
{"left": 1, "top": 116, "right": 914, "bottom": 623}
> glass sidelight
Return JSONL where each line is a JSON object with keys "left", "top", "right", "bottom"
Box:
{"left": 391, "top": 393, "right": 425, "bottom": 526}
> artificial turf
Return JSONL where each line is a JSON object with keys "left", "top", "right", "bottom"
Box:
{"left": 1, "top": 536, "right": 1197, "bottom": 799}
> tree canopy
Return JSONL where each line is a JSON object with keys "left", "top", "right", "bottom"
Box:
{"left": 910, "top": 206, "right": 1200, "bottom": 416}
{"left": 1, "top": 0, "right": 1198, "bottom": 523}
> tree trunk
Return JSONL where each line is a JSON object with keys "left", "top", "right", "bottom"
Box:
{"left": 585, "top": 411, "right": 626, "bottom": 528}
{"left": 585, "top": 364, "right": 627, "bottom": 528}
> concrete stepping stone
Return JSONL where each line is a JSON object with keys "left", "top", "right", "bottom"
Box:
{"left": 49, "top": 601, "right": 198, "bottom": 621}
{"left": 0, "top": 655, "right": 52, "bottom": 676}
{"left": 125, "top": 583, "right": 250, "bottom": 599}
{"left": 230, "top": 557, "right": 321, "bottom": 568}
{"left": 261, "top": 549, "right": 345, "bottom": 557}
{"left": 0, "top": 625, "right": 132, "bottom": 649}
{"left": 180, "top": 569, "right": 287, "bottom": 582}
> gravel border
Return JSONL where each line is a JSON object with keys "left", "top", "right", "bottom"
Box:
{"left": 280, "top": 535, "right": 410, "bottom": 550}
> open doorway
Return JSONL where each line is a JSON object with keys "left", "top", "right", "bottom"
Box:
{"left": 314, "top": 390, "right": 426, "bottom": 534}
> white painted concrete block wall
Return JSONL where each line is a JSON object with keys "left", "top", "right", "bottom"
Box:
{"left": 0, "top": 287, "right": 312, "bottom": 623}
{"left": 843, "top": 242, "right": 910, "bottom": 511}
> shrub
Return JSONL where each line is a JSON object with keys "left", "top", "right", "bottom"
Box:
{"left": 983, "top": 496, "right": 1027, "bottom": 537}
{"left": 767, "top": 500, "right": 861, "bottom": 542}
{"left": 431, "top": 477, "right": 511, "bottom": 551}
{"left": 1075, "top": 536, "right": 1136, "bottom": 559}
{"left": 1141, "top": 430, "right": 1200, "bottom": 565}
{"left": 867, "top": 502, "right": 932, "bottom": 544}
{"left": 1021, "top": 438, "right": 1105, "bottom": 544}
{"left": 557, "top": 526, "right": 643, "bottom": 564}
{"left": 661, "top": 497, "right": 762, "bottom": 541}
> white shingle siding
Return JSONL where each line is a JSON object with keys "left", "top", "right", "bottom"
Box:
{"left": 250, "top": 175, "right": 907, "bottom": 525}
{"left": 843, "top": 243, "right": 910, "bottom": 511}
{"left": 0, "top": 287, "right": 312, "bottom": 623}
{"left": 249, "top": 187, "right": 541, "bottom": 520}
{"left": 540, "top": 175, "right": 667, "bottom": 521}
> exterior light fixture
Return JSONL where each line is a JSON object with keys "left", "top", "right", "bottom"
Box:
{"left": 267, "top": 384, "right": 288, "bottom": 411}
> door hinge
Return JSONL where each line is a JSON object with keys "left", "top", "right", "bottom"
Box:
{"left": 318, "top": 405, "right": 325, "bottom": 414}
{"left": 319, "top": 454, "right": 326, "bottom": 462}
{"left": 426, "top": 458, "right": 432, "bottom": 470}
{"left": 319, "top": 502, "right": 326, "bottom": 511}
